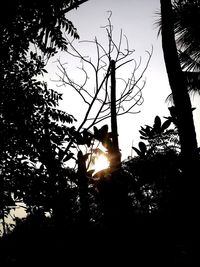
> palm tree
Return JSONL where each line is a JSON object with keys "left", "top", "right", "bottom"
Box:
{"left": 160, "top": 0, "right": 198, "bottom": 254}
{"left": 160, "top": 0, "right": 198, "bottom": 159}
{"left": 157, "top": 1, "right": 200, "bottom": 100}
{"left": 173, "top": 0, "right": 200, "bottom": 94}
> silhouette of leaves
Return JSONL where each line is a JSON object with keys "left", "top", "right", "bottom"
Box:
{"left": 161, "top": 119, "right": 171, "bottom": 131}
{"left": 139, "top": 141, "right": 147, "bottom": 154}
{"left": 49, "top": 108, "right": 76, "bottom": 124}
{"left": 93, "top": 125, "right": 109, "bottom": 142}
{"left": 132, "top": 142, "right": 149, "bottom": 158}
{"left": 153, "top": 116, "right": 162, "bottom": 134}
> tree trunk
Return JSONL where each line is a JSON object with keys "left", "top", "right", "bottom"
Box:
{"left": 160, "top": 0, "right": 198, "bottom": 159}
{"left": 110, "top": 60, "right": 121, "bottom": 169}
{"left": 160, "top": 0, "right": 198, "bottom": 256}
{"left": 77, "top": 150, "right": 89, "bottom": 226}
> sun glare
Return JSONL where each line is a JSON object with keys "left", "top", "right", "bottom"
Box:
{"left": 93, "top": 154, "right": 110, "bottom": 174}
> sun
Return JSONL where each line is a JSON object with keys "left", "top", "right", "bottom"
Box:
{"left": 93, "top": 154, "right": 110, "bottom": 174}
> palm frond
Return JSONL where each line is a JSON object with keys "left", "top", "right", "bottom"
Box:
{"left": 166, "top": 70, "right": 200, "bottom": 103}
{"left": 153, "top": 9, "right": 162, "bottom": 37}
{"left": 173, "top": 0, "right": 200, "bottom": 71}
{"left": 184, "top": 71, "right": 200, "bottom": 93}
{"left": 178, "top": 50, "right": 200, "bottom": 71}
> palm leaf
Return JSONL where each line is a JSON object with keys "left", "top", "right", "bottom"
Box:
{"left": 178, "top": 50, "right": 200, "bottom": 72}
{"left": 166, "top": 69, "right": 200, "bottom": 103}
{"left": 184, "top": 71, "right": 200, "bottom": 93}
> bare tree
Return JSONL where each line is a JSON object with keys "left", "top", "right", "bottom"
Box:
{"left": 52, "top": 14, "right": 152, "bottom": 225}
{"left": 55, "top": 13, "right": 152, "bottom": 162}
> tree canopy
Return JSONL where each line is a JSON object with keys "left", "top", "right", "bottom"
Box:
{"left": 0, "top": 0, "right": 87, "bottom": 233}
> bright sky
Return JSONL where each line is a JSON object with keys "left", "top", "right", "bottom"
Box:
{"left": 46, "top": 0, "right": 200, "bottom": 160}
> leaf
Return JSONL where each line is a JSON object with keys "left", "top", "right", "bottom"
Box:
{"left": 154, "top": 116, "right": 161, "bottom": 128}
{"left": 93, "top": 125, "right": 108, "bottom": 142}
{"left": 139, "top": 130, "right": 147, "bottom": 137}
{"left": 153, "top": 116, "right": 161, "bottom": 133}
{"left": 144, "top": 125, "right": 153, "bottom": 137}
{"left": 93, "top": 126, "right": 98, "bottom": 136}
{"left": 100, "top": 125, "right": 108, "bottom": 134}
{"left": 99, "top": 125, "right": 108, "bottom": 141}
{"left": 41, "top": 68, "right": 48, "bottom": 74}
{"left": 140, "top": 136, "right": 149, "bottom": 140}
{"left": 138, "top": 142, "right": 147, "bottom": 154}
{"left": 132, "top": 147, "right": 142, "bottom": 157}
{"left": 161, "top": 119, "right": 171, "bottom": 131}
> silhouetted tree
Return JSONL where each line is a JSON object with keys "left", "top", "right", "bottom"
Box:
{"left": 55, "top": 14, "right": 152, "bottom": 226}
{"left": 0, "top": 0, "right": 88, "bottom": 233}
{"left": 56, "top": 13, "right": 152, "bottom": 166}
{"left": 160, "top": 0, "right": 198, "bottom": 159}
{"left": 128, "top": 113, "right": 180, "bottom": 213}
{"left": 160, "top": 0, "right": 198, "bottom": 260}
{"left": 110, "top": 60, "right": 121, "bottom": 169}
{"left": 157, "top": 1, "right": 200, "bottom": 96}
{"left": 77, "top": 151, "right": 89, "bottom": 225}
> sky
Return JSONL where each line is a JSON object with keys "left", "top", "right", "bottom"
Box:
{"left": 46, "top": 0, "right": 200, "bottom": 160}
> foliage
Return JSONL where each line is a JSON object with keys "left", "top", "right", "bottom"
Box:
{"left": 0, "top": 0, "right": 84, "bottom": 58}
{"left": 133, "top": 113, "right": 180, "bottom": 157}
{"left": 0, "top": 54, "right": 77, "bottom": 218}
{"left": 77, "top": 112, "right": 181, "bottom": 220}
{"left": 126, "top": 111, "right": 181, "bottom": 214}
{"left": 0, "top": 0, "right": 88, "bottom": 234}
{"left": 172, "top": 0, "right": 200, "bottom": 95}
{"left": 157, "top": 0, "right": 200, "bottom": 95}
{"left": 173, "top": 0, "right": 200, "bottom": 72}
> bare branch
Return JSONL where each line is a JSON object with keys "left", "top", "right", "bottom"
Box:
{"left": 54, "top": 14, "right": 152, "bottom": 154}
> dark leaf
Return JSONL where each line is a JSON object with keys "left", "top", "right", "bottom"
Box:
{"left": 132, "top": 147, "right": 142, "bottom": 157}
{"left": 139, "top": 130, "right": 147, "bottom": 137}
{"left": 93, "top": 126, "right": 98, "bottom": 136}
{"left": 100, "top": 125, "right": 108, "bottom": 134}
{"left": 138, "top": 142, "right": 147, "bottom": 154}
{"left": 161, "top": 119, "right": 171, "bottom": 131}
{"left": 153, "top": 116, "right": 161, "bottom": 133}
